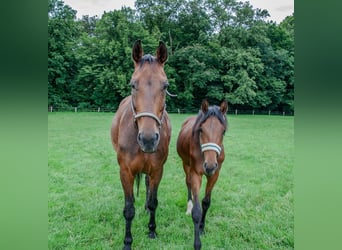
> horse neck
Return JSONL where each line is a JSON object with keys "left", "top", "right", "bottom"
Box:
{"left": 191, "top": 117, "right": 202, "bottom": 149}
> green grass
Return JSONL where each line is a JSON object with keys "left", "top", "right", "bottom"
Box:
{"left": 48, "top": 112, "right": 293, "bottom": 249}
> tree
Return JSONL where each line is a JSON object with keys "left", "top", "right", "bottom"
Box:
{"left": 48, "top": 0, "right": 294, "bottom": 113}
{"left": 48, "top": 0, "right": 79, "bottom": 107}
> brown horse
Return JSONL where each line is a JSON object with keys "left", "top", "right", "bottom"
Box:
{"left": 111, "top": 40, "right": 171, "bottom": 250}
{"left": 177, "top": 100, "right": 228, "bottom": 250}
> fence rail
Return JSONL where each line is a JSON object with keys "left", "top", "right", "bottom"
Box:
{"left": 48, "top": 106, "right": 294, "bottom": 116}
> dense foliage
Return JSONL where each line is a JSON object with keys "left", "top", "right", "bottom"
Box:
{"left": 48, "top": 0, "right": 294, "bottom": 112}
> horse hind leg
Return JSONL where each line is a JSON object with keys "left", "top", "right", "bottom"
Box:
{"left": 186, "top": 191, "right": 193, "bottom": 215}
{"left": 145, "top": 174, "right": 150, "bottom": 212}
{"left": 200, "top": 175, "right": 217, "bottom": 235}
{"left": 184, "top": 164, "right": 193, "bottom": 215}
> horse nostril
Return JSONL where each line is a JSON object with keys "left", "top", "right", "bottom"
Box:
{"left": 137, "top": 132, "right": 143, "bottom": 142}
{"left": 155, "top": 133, "right": 159, "bottom": 141}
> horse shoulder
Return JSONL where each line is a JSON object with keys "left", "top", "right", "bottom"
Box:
{"left": 111, "top": 96, "right": 132, "bottom": 152}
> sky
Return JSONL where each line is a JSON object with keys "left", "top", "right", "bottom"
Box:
{"left": 63, "top": 0, "right": 294, "bottom": 24}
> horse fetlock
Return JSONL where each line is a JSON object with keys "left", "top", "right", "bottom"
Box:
{"left": 148, "top": 230, "right": 157, "bottom": 239}
{"left": 123, "top": 244, "right": 132, "bottom": 250}
{"left": 191, "top": 207, "right": 202, "bottom": 224}
{"left": 199, "top": 222, "right": 205, "bottom": 235}
{"left": 194, "top": 240, "right": 202, "bottom": 250}
{"left": 123, "top": 236, "right": 133, "bottom": 249}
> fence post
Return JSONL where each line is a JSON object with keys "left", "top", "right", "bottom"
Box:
{"left": 178, "top": 108, "right": 180, "bottom": 114}
{"left": 268, "top": 110, "right": 271, "bottom": 116}
{"left": 75, "top": 107, "right": 77, "bottom": 112}
{"left": 253, "top": 110, "right": 255, "bottom": 115}
{"left": 283, "top": 111, "right": 285, "bottom": 116}
{"left": 98, "top": 107, "right": 100, "bottom": 112}
{"left": 50, "top": 106, "right": 53, "bottom": 112}
{"left": 235, "top": 109, "right": 237, "bottom": 115}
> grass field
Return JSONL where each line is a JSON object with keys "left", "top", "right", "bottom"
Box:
{"left": 48, "top": 112, "right": 294, "bottom": 249}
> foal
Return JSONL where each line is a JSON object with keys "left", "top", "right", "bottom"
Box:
{"left": 176, "top": 100, "right": 228, "bottom": 249}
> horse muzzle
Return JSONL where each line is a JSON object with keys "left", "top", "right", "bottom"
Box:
{"left": 203, "top": 162, "right": 218, "bottom": 176}
{"left": 137, "top": 131, "right": 160, "bottom": 153}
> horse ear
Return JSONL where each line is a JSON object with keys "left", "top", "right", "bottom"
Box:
{"left": 201, "top": 99, "right": 209, "bottom": 113}
{"left": 220, "top": 100, "right": 228, "bottom": 114}
{"left": 156, "top": 41, "right": 168, "bottom": 64}
{"left": 132, "top": 40, "right": 143, "bottom": 63}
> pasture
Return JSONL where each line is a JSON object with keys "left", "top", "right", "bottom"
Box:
{"left": 48, "top": 112, "right": 293, "bottom": 249}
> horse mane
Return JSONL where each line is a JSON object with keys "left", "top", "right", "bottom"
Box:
{"left": 192, "top": 105, "right": 227, "bottom": 139}
{"left": 139, "top": 54, "right": 156, "bottom": 67}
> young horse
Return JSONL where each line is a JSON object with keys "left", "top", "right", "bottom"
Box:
{"left": 177, "top": 100, "right": 228, "bottom": 250}
{"left": 111, "top": 40, "right": 171, "bottom": 250}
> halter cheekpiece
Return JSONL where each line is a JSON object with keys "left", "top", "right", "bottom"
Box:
{"left": 131, "top": 98, "right": 164, "bottom": 128}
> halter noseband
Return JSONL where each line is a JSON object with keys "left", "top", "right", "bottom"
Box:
{"left": 131, "top": 98, "right": 164, "bottom": 127}
{"left": 201, "top": 142, "right": 222, "bottom": 155}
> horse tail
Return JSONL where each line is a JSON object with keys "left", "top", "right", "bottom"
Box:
{"left": 135, "top": 173, "right": 142, "bottom": 197}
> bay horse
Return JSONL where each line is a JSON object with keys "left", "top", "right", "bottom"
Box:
{"left": 111, "top": 40, "right": 171, "bottom": 250}
{"left": 176, "top": 100, "right": 228, "bottom": 250}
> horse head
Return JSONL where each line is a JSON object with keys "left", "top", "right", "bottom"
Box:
{"left": 197, "top": 100, "right": 228, "bottom": 176}
{"left": 130, "top": 40, "right": 168, "bottom": 153}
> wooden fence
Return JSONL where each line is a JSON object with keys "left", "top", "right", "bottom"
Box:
{"left": 48, "top": 106, "right": 294, "bottom": 116}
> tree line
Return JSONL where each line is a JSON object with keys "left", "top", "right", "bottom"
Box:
{"left": 48, "top": 0, "right": 294, "bottom": 113}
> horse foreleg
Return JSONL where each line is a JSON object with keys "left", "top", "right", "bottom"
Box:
{"left": 123, "top": 196, "right": 135, "bottom": 250}
{"left": 120, "top": 170, "right": 135, "bottom": 250}
{"left": 184, "top": 164, "right": 193, "bottom": 215}
{"left": 200, "top": 174, "right": 218, "bottom": 235}
{"left": 199, "top": 192, "right": 211, "bottom": 235}
{"left": 191, "top": 173, "right": 202, "bottom": 250}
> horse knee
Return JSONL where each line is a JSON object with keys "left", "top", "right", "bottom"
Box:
{"left": 192, "top": 203, "right": 201, "bottom": 224}
{"left": 147, "top": 197, "right": 158, "bottom": 211}
{"left": 147, "top": 189, "right": 158, "bottom": 211}
{"left": 202, "top": 196, "right": 211, "bottom": 211}
{"left": 123, "top": 202, "right": 135, "bottom": 220}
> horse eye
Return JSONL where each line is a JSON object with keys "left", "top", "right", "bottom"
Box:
{"left": 162, "top": 81, "right": 169, "bottom": 90}
{"left": 130, "top": 81, "right": 137, "bottom": 90}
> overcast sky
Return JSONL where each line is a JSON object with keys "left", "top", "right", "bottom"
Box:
{"left": 63, "top": 0, "right": 293, "bottom": 24}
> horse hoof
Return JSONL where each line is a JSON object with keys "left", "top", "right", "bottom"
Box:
{"left": 149, "top": 231, "right": 157, "bottom": 239}
{"left": 123, "top": 245, "right": 131, "bottom": 250}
